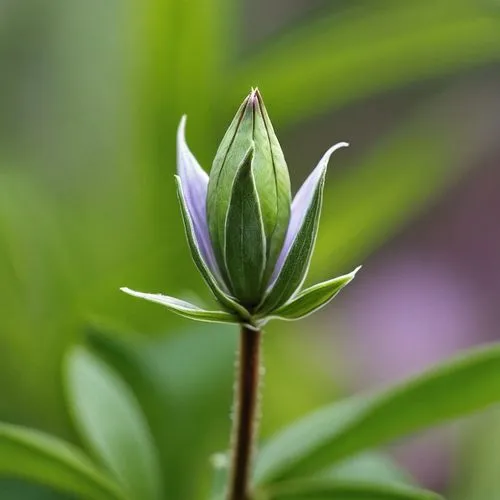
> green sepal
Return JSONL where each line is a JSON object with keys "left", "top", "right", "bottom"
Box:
{"left": 120, "top": 288, "right": 238, "bottom": 325}
{"left": 252, "top": 90, "right": 291, "bottom": 283}
{"left": 257, "top": 167, "right": 327, "bottom": 315}
{"left": 266, "top": 267, "right": 361, "bottom": 321}
{"left": 175, "top": 176, "right": 251, "bottom": 320}
{"left": 207, "top": 95, "right": 254, "bottom": 272}
{"left": 224, "top": 145, "right": 267, "bottom": 307}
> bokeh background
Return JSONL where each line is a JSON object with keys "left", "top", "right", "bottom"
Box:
{"left": 1, "top": 0, "right": 500, "bottom": 498}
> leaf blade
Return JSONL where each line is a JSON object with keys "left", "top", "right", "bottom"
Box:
{"left": 0, "top": 422, "right": 125, "bottom": 500}
{"left": 262, "top": 478, "right": 442, "bottom": 500}
{"left": 322, "top": 452, "right": 413, "bottom": 487}
{"left": 255, "top": 343, "right": 500, "bottom": 484}
{"left": 65, "top": 347, "right": 163, "bottom": 500}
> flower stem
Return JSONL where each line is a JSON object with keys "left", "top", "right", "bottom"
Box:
{"left": 228, "top": 325, "right": 262, "bottom": 500}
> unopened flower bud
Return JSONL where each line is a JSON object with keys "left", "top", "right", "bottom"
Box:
{"left": 122, "top": 89, "right": 357, "bottom": 327}
{"left": 207, "top": 89, "right": 291, "bottom": 307}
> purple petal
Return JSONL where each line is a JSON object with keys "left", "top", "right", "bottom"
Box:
{"left": 268, "top": 142, "right": 349, "bottom": 287}
{"left": 177, "top": 116, "right": 221, "bottom": 280}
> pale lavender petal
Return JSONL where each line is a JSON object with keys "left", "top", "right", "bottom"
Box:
{"left": 269, "top": 142, "right": 349, "bottom": 286}
{"left": 177, "top": 116, "right": 221, "bottom": 279}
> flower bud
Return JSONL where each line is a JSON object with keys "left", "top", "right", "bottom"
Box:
{"left": 207, "top": 89, "right": 291, "bottom": 307}
{"left": 122, "top": 91, "right": 355, "bottom": 326}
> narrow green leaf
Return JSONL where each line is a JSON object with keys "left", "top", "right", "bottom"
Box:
{"left": 86, "top": 324, "right": 239, "bottom": 500}
{"left": 255, "top": 397, "right": 367, "bottom": 484}
{"left": 260, "top": 478, "right": 442, "bottom": 500}
{"left": 120, "top": 287, "right": 238, "bottom": 324}
{"left": 268, "top": 267, "right": 361, "bottom": 321}
{"left": 224, "top": 146, "right": 267, "bottom": 306}
{"left": 65, "top": 347, "right": 163, "bottom": 500}
{"left": 258, "top": 168, "right": 326, "bottom": 315}
{"left": 255, "top": 343, "right": 500, "bottom": 484}
{"left": 323, "top": 452, "right": 413, "bottom": 487}
{"left": 0, "top": 422, "right": 124, "bottom": 500}
{"left": 175, "top": 175, "right": 251, "bottom": 320}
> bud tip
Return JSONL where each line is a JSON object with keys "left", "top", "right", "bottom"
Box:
{"left": 248, "top": 87, "right": 260, "bottom": 108}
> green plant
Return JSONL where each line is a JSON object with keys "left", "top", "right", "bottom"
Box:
{"left": 2, "top": 1, "right": 500, "bottom": 499}
{"left": 3, "top": 333, "right": 500, "bottom": 499}
{"left": 1, "top": 90, "right": 500, "bottom": 500}
{"left": 122, "top": 89, "right": 359, "bottom": 498}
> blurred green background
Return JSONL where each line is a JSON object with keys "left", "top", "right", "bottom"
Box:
{"left": 1, "top": 0, "right": 500, "bottom": 498}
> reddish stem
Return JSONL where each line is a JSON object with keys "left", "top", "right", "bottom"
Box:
{"left": 228, "top": 325, "right": 262, "bottom": 500}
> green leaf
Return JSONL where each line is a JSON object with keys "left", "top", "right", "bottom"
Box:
{"left": 65, "top": 347, "right": 163, "bottom": 500}
{"left": 224, "top": 145, "right": 267, "bottom": 305}
{"left": 258, "top": 163, "right": 327, "bottom": 315}
{"left": 120, "top": 287, "right": 238, "bottom": 324}
{"left": 255, "top": 343, "right": 500, "bottom": 484}
{"left": 255, "top": 397, "right": 367, "bottom": 485}
{"left": 0, "top": 478, "right": 71, "bottom": 500}
{"left": 0, "top": 422, "right": 124, "bottom": 500}
{"left": 322, "top": 452, "right": 413, "bottom": 487}
{"left": 268, "top": 267, "right": 361, "bottom": 321}
{"left": 86, "top": 324, "right": 239, "bottom": 500}
{"left": 175, "top": 175, "right": 251, "bottom": 320}
{"left": 259, "top": 478, "right": 441, "bottom": 500}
